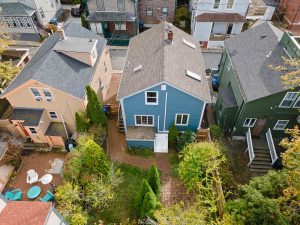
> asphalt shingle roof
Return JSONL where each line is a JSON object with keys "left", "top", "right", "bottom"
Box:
{"left": 2, "top": 22, "right": 107, "bottom": 99}
{"left": 224, "top": 22, "right": 287, "bottom": 102}
{"left": 10, "top": 108, "right": 44, "bottom": 126}
{"left": 0, "top": 2, "right": 35, "bottom": 16}
{"left": 117, "top": 22, "right": 211, "bottom": 102}
{"left": 196, "top": 13, "right": 246, "bottom": 23}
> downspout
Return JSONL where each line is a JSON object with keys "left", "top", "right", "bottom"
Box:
{"left": 60, "top": 113, "right": 69, "bottom": 139}
{"left": 163, "top": 92, "right": 168, "bottom": 131}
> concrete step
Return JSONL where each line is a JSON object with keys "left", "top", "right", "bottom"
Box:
{"left": 250, "top": 167, "right": 270, "bottom": 174}
{"left": 255, "top": 152, "right": 271, "bottom": 158}
{"left": 251, "top": 160, "right": 272, "bottom": 166}
{"left": 250, "top": 164, "right": 272, "bottom": 170}
{"left": 254, "top": 156, "right": 272, "bottom": 162}
{"left": 254, "top": 149, "right": 270, "bottom": 154}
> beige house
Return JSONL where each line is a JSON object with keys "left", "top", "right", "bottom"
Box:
{"left": 0, "top": 22, "right": 112, "bottom": 147}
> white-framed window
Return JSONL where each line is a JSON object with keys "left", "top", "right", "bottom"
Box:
{"left": 115, "top": 21, "right": 126, "bottom": 30}
{"left": 226, "top": 0, "right": 235, "bottom": 9}
{"left": 162, "top": 7, "right": 168, "bottom": 15}
{"left": 273, "top": 120, "right": 289, "bottom": 130}
{"left": 213, "top": 0, "right": 221, "bottom": 9}
{"left": 145, "top": 91, "right": 158, "bottom": 105}
{"left": 49, "top": 111, "right": 58, "bottom": 119}
{"left": 146, "top": 6, "right": 153, "bottom": 16}
{"left": 175, "top": 114, "right": 189, "bottom": 126}
{"left": 243, "top": 118, "right": 257, "bottom": 127}
{"left": 39, "top": 7, "right": 45, "bottom": 18}
{"left": 279, "top": 92, "right": 299, "bottom": 108}
{"left": 31, "top": 88, "right": 42, "bottom": 101}
{"left": 43, "top": 89, "right": 54, "bottom": 101}
{"left": 293, "top": 96, "right": 300, "bottom": 108}
{"left": 135, "top": 115, "right": 154, "bottom": 126}
{"left": 29, "top": 127, "right": 37, "bottom": 135}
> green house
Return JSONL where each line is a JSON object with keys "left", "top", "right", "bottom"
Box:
{"left": 214, "top": 22, "right": 300, "bottom": 172}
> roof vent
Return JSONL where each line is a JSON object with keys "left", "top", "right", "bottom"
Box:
{"left": 133, "top": 65, "right": 142, "bottom": 73}
{"left": 186, "top": 70, "right": 201, "bottom": 82}
{"left": 261, "top": 34, "right": 267, "bottom": 38}
{"left": 266, "top": 51, "right": 272, "bottom": 58}
{"left": 183, "top": 39, "right": 196, "bottom": 49}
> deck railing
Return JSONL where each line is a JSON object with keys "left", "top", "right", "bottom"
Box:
{"left": 246, "top": 128, "right": 255, "bottom": 166}
{"left": 266, "top": 128, "right": 278, "bottom": 165}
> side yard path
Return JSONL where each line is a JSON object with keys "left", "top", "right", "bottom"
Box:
{"left": 107, "top": 118, "right": 186, "bottom": 206}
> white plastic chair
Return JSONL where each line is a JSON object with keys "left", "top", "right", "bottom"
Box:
{"left": 26, "top": 169, "right": 39, "bottom": 184}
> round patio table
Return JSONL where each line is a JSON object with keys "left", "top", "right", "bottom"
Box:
{"left": 40, "top": 174, "right": 53, "bottom": 185}
{"left": 27, "top": 186, "right": 41, "bottom": 199}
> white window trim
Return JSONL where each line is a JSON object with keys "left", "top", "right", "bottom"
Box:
{"left": 212, "top": 0, "right": 221, "bottom": 9}
{"left": 273, "top": 120, "right": 289, "bottom": 130}
{"left": 145, "top": 91, "right": 158, "bottom": 105}
{"left": 146, "top": 6, "right": 153, "bottom": 16}
{"left": 279, "top": 92, "right": 299, "bottom": 108}
{"left": 226, "top": 0, "right": 234, "bottom": 9}
{"left": 243, "top": 118, "right": 257, "bottom": 128}
{"left": 30, "top": 87, "right": 42, "bottom": 101}
{"left": 49, "top": 111, "right": 58, "bottom": 119}
{"left": 43, "top": 88, "right": 54, "bottom": 102}
{"left": 293, "top": 95, "right": 300, "bottom": 108}
{"left": 175, "top": 113, "right": 190, "bottom": 126}
{"left": 28, "top": 127, "right": 38, "bottom": 135}
{"left": 134, "top": 115, "right": 155, "bottom": 127}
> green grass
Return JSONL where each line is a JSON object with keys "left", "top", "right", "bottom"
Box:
{"left": 168, "top": 151, "right": 180, "bottom": 177}
{"left": 126, "top": 147, "right": 154, "bottom": 158}
{"left": 95, "top": 164, "right": 148, "bottom": 224}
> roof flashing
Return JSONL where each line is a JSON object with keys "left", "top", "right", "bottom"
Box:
{"left": 186, "top": 70, "right": 201, "bottom": 82}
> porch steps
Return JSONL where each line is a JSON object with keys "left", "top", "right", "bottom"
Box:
{"left": 249, "top": 147, "right": 272, "bottom": 175}
{"left": 109, "top": 104, "right": 119, "bottom": 115}
{"left": 22, "top": 140, "right": 35, "bottom": 156}
{"left": 118, "top": 117, "right": 125, "bottom": 133}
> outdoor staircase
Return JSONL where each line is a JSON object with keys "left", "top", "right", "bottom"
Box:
{"left": 22, "top": 139, "right": 35, "bottom": 156}
{"left": 117, "top": 105, "right": 125, "bottom": 133}
{"left": 250, "top": 138, "right": 273, "bottom": 175}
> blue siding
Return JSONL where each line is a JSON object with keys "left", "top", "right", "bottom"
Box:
{"left": 127, "top": 140, "right": 155, "bottom": 149}
{"left": 123, "top": 83, "right": 205, "bottom": 134}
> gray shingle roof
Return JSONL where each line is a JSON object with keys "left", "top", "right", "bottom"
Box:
{"left": 2, "top": 22, "right": 107, "bottom": 99}
{"left": 117, "top": 22, "right": 211, "bottom": 102}
{"left": 53, "top": 37, "right": 97, "bottom": 53}
{"left": 87, "top": 11, "right": 136, "bottom": 22}
{"left": 224, "top": 22, "right": 287, "bottom": 102}
{"left": 0, "top": 2, "right": 35, "bottom": 16}
{"left": 10, "top": 108, "right": 44, "bottom": 126}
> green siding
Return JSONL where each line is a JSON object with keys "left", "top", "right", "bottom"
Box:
{"left": 280, "top": 32, "right": 300, "bottom": 58}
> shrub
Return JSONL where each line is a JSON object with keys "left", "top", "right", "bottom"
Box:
{"left": 177, "top": 130, "right": 196, "bottom": 152}
{"left": 81, "top": 15, "right": 89, "bottom": 29}
{"left": 168, "top": 123, "right": 179, "bottom": 147}
{"left": 209, "top": 124, "right": 222, "bottom": 141}
{"left": 134, "top": 179, "right": 152, "bottom": 211}
{"left": 88, "top": 125, "right": 107, "bottom": 147}
{"left": 0, "top": 144, "right": 21, "bottom": 167}
{"left": 173, "top": 6, "right": 190, "bottom": 33}
{"left": 75, "top": 111, "right": 90, "bottom": 132}
{"left": 126, "top": 146, "right": 154, "bottom": 158}
{"left": 147, "top": 164, "right": 160, "bottom": 197}
{"left": 140, "top": 190, "right": 158, "bottom": 219}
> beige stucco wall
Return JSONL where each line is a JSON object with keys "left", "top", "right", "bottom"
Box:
{"left": 5, "top": 80, "right": 86, "bottom": 135}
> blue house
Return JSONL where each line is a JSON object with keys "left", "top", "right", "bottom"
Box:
{"left": 117, "top": 22, "right": 211, "bottom": 152}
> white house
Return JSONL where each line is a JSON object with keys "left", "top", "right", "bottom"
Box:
{"left": 190, "top": 0, "right": 250, "bottom": 48}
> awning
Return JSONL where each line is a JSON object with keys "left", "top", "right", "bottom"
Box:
{"left": 87, "top": 11, "right": 136, "bottom": 22}
{"left": 196, "top": 13, "right": 246, "bottom": 23}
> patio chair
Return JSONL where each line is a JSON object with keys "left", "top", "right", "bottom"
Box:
{"left": 26, "top": 169, "right": 39, "bottom": 185}
{"left": 39, "top": 190, "right": 54, "bottom": 202}
{"left": 5, "top": 189, "right": 22, "bottom": 201}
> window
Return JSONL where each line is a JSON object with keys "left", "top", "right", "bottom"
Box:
{"left": 293, "top": 96, "right": 300, "bottom": 108}
{"left": 17, "top": 17, "right": 24, "bottom": 28}
{"left": 49, "top": 111, "right": 58, "bottom": 119}
{"left": 162, "top": 7, "right": 168, "bottom": 15}
{"left": 115, "top": 21, "right": 126, "bottom": 30}
{"left": 39, "top": 7, "right": 45, "bottom": 18}
{"left": 31, "top": 88, "right": 42, "bottom": 101}
{"left": 226, "top": 0, "right": 234, "bottom": 9}
{"left": 213, "top": 0, "right": 221, "bottom": 9}
{"left": 273, "top": 120, "right": 289, "bottom": 130}
{"left": 135, "top": 115, "right": 154, "bottom": 126}
{"left": 183, "top": 39, "right": 196, "bottom": 49}
{"left": 145, "top": 91, "right": 158, "bottom": 105}
{"left": 279, "top": 92, "right": 299, "bottom": 108}
{"left": 146, "top": 6, "right": 153, "bottom": 16}
{"left": 43, "top": 89, "right": 53, "bottom": 101}
{"left": 175, "top": 114, "right": 189, "bottom": 126}
{"left": 29, "top": 127, "right": 37, "bottom": 134}
{"left": 117, "top": 0, "right": 125, "bottom": 11}
{"left": 243, "top": 118, "right": 257, "bottom": 127}
{"left": 23, "top": 17, "right": 31, "bottom": 28}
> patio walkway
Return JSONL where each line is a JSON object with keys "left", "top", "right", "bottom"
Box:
{"left": 108, "top": 117, "right": 187, "bottom": 206}
{"left": 7, "top": 152, "right": 67, "bottom": 201}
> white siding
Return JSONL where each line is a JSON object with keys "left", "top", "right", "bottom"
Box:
{"left": 194, "top": 22, "right": 212, "bottom": 41}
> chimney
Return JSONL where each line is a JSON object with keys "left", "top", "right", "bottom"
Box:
{"left": 167, "top": 23, "right": 173, "bottom": 43}
{"left": 57, "top": 25, "right": 66, "bottom": 40}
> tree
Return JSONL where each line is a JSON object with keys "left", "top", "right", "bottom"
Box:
{"left": 134, "top": 179, "right": 153, "bottom": 211}
{"left": 147, "top": 164, "right": 160, "bottom": 198}
{"left": 0, "top": 23, "right": 13, "bottom": 53}
{"left": 81, "top": 15, "right": 89, "bottom": 29}
{"left": 168, "top": 123, "right": 179, "bottom": 146}
{"left": 140, "top": 190, "right": 158, "bottom": 219}
{"left": 86, "top": 85, "right": 107, "bottom": 127}
{"left": 75, "top": 111, "right": 89, "bottom": 132}
{"left": 173, "top": 6, "right": 190, "bottom": 33}
{"left": 179, "top": 142, "right": 225, "bottom": 190}
{"left": 88, "top": 124, "right": 107, "bottom": 146}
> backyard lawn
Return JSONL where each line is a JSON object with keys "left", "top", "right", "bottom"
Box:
{"left": 95, "top": 163, "right": 149, "bottom": 224}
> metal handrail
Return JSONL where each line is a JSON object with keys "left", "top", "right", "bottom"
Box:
{"left": 266, "top": 128, "right": 278, "bottom": 165}
{"left": 246, "top": 128, "right": 255, "bottom": 166}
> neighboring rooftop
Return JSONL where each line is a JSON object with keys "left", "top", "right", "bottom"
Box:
{"left": 87, "top": 11, "right": 136, "bottom": 22}
{"left": 196, "top": 13, "right": 246, "bottom": 23}
{"left": 224, "top": 22, "right": 287, "bottom": 102}
{"left": 10, "top": 108, "right": 44, "bottom": 126}
{"left": 53, "top": 37, "right": 97, "bottom": 53}
{"left": 0, "top": 2, "right": 35, "bottom": 17}
{"left": 1, "top": 22, "right": 107, "bottom": 99}
{"left": 118, "top": 22, "right": 211, "bottom": 102}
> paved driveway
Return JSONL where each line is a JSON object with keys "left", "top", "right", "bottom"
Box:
{"left": 61, "top": 4, "right": 81, "bottom": 25}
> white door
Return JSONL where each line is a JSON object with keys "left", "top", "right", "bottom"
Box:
{"left": 154, "top": 133, "right": 168, "bottom": 153}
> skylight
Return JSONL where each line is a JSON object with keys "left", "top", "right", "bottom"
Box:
{"left": 133, "top": 65, "right": 142, "bottom": 73}
{"left": 186, "top": 70, "right": 201, "bottom": 81}
{"left": 183, "top": 39, "right": 196, "bottom": 49}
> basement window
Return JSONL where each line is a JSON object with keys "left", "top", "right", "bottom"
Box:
{"left": 183, "top": 39, "right": 196, "bottom": 49}
{"left": 186, "top": 70, "right": 201, "bottom": 82}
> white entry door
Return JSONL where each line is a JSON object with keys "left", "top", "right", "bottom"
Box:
{"left": 154, "top": 133, "right": 168, "bottom": 153}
